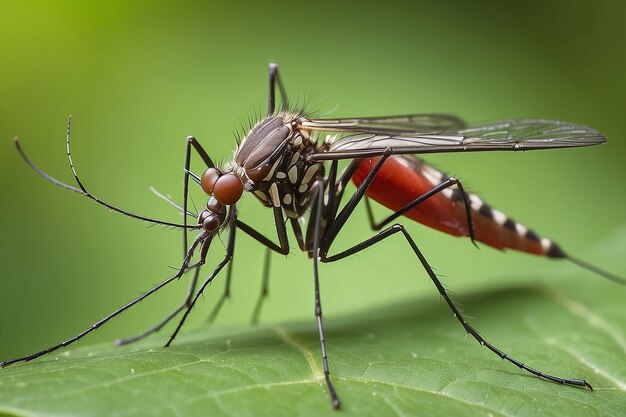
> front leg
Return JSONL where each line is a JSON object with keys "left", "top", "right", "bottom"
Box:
{"left": 310, "top": 179, "right": 341, "bottom": 409}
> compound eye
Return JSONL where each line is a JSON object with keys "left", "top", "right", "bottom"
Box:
{"left": 213, "top": 173, "right": 244, "bottom": 205}
{"left": 201, "top": 168, "right": 221, "bottom": 194}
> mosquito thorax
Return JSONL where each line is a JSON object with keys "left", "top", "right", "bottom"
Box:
{"left": 232, "top": 112, "right": 324, "bottom": 218}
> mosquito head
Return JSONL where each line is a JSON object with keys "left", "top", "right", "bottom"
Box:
{"left": 200, "top": 167, "right": 244, "bottom": 206}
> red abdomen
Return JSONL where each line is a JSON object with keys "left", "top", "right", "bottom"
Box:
{"left": 352, "top": 155, "right": 561, "bottom": 257}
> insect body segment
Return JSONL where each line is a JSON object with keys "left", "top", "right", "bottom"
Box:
{"left": 5, "top": 63, "right": 623, "bottom": 411}
{"left": 354, "top": 155, "right": 564, "bottom": 257}
{"left": 233, "top": 113, "right": 324, "bottom": 218}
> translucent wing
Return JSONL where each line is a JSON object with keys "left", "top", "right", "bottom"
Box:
{"left": 306, "top": 119, "right": 606, "bottom": 161}
{"left": 300, "top": 114, "right": 465, "bottom": 133}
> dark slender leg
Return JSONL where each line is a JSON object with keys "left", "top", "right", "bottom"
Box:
{"left": 321, "top": 224, "right": 591, "bottom": 390}
{"left": 330, "top": 159, "right": 360, "bottom": 205}
{"left": 206, "top": 288, "right": 227, "bottom": 323}
{"left": 363, "top": 176, "right": 477, "bottom": 244}
{"left": 208, "top": 202, "right": 293, "bottom": 324}
{"left": 115, "top": 266, "right": 202, "bottom": 346}
{"left": 209, "top": 201, "right": 292, "bottom": 322}
{"left": 290, "top": 218, "right": 306, "bottom": 251}
{"left": 183, "top": 135, "right": 216, "bottom": 253}
{"left": 304, "top": 160, "right": 343, "bottom": 252}
{"left": 182, "top": 137, "right": 193, "bottom": 257}
{"left": 236, "top": 205, "right": 290, "bottom": 255}
{"left": 268, "top": 63, "right": 288, "bottom": 115}
{"left": 204, "top": 204, "right": 292, "bottom": 324}
{"left": 207, "top": 253, "right": 234, "bottom": 323}
{"left": 117, "top": 136, "right": 217, "bottom": 344}
{"left": 318, "top": 151, "right": 592, "bottom": 390}
{"left": 250, "top": 248, "right": 272, "bottom": 324}
{"left": 311, "top": 180, "right": 341, "bottom": 409}
{"left": 0, "top": 234, "right": 208, "bottom": 367}
{"left": 165, "top": 210, "right": 238, "bottom": 346}
{"left": 322, "top": 150, "right": 393, "bottom": 248}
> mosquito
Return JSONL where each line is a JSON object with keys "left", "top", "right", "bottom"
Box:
{"left": 4, "top": 63, "right": 624, "bottom": 410}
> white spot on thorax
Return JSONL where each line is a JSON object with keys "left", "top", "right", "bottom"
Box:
{"left": 269, "top": 183, "right": 281, "bottom": 207}
{"left": 288, "top": 165, "right": 298, "bottom": 184}
{"left": 254, "top": 190, "right": 269, "bottom": 202}
{"left": 302, "top": 164, "right": 320, "bottom": 184}
{"left": 289, "top": 151, "right": 300, "bottom": 167}
{"left": 262, "top": 158, "right": 282, "bottom": 181}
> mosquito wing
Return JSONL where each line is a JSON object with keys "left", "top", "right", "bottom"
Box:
{"left": 299, "top": 114, "right": 466, "bottom": 133}
{"left": 304, "top": 119, "right": 606, "bottom": 161}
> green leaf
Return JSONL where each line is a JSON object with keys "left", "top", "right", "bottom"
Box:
{"left": 0, "top": 257, "right": 624, "bottom": 417}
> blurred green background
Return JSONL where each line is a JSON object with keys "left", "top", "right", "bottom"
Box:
{"left": 0, "top": 0, "right": 624, "bottom": 362}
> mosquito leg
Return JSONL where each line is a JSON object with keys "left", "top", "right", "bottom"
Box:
{"left": 208, "top": 202, "right": 291, "bottom": 324}
{"left": 323, "top": 153, "right": 477, "bottom": 245}
{"left": 320, "top": 224, "right": 592, "bottom": 390}
{"left": 319, "top": 149, "right": 591, "bottom": 390}
{"left": 0, "top": 234, "right": 209, "bottom": 368}
{"left": 300, "top": 162, "right": 345, "bottom": 252}
{"left": 322, "top": 150, "right": 393, "bottom": 249}
{"left": 182, "top": 135, "right": 237, "bottom": 326}
{"left": 114, "top": 135, "right": 215, "bottom": 344}
{"left": 290, "top": 217, "right": 306, "bottom": 252}
{"left": 311, "top": 180, "right": 341, "bottom": 409}
{"left": 235, "top": 211, "right": 289, "bottom": 327}
{"left": 165, "top": 210, "right": 238, "bottom": 347}
{"left": 250, "top": 247, "right": 272, "bottom": 325}
{"left": 363, "top": 176, "right": 477, "bottom": 244}
{"left": 233, "top": 185, "right": 340, "bottom": 405}
{"left": 268, "top": 63, "right": 288, "bottom": 115}
{"left": 236, "top": 201, "right": 291, "bottom": 256}
{"left": 211, "top": 212, "right": 286, "bottom": 325}
{"left": 206, "top": 250, "right": 234, "bottom": 323}
{"left": 115, "top": 266, "right": 203, "bottom": 346}
{"left": 327, "top": 159, "right": 361, "bottom": 223}
{"left": 213, "top": 202, "right": 292, "bottom": 324}
{"left": 183, "top": 135, "right": 216, "bottom": 255}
